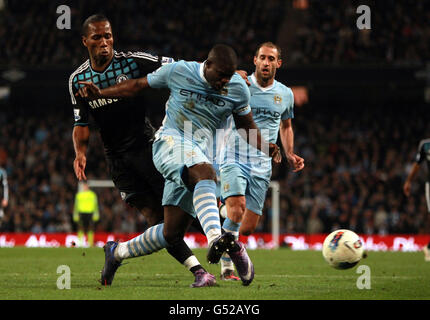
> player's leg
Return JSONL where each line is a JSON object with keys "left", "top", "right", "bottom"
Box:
{"left": 239, "top": 209, "right": 261, "bottom": 236}
{"left": 77, "top": 213, "right": 90, "bottom": 247}
{"left": 219, "top": 196, "right": 245, "bottom": 280}
{"left": 239, "top": 173, "right": 270, "bottom": 236}
{"left": 218, "top": 164, "right": 247, "bottom": 280}
{"left": 221, "top": 177, "right": 268, "bottom": 285}
{"left": 138, "top": 160, "right": 210, "bottom": 280}
{"left": 221, "top": 170, "right": 269, "bottom": 284}
{"left": 152, "top": 135, "right": 245, "bottom": 268}
{"left": 103, "top": 204, "right": 211, "bottom": 287}
{"left": 183, "top": 163, "right": 221, "bottom": 242}
{"left": 103, "top": 167, "right": 212, "bottom": 286}
{"left": 183, "top": 163, "right": 238, "bottom": 264}
{"left": 161, "top": 180, "right": 215, "bottom": 287}
{"left": 163, "top": 205, "right": 216, "bottom": 287}
{"left": 100, "top": 221, "right": 168, "bottom": 285}
{"left": 87, "top": 216, "right": 95, "bottom": 247}
{"left": 101, "top": 151, "right": 170, "bottom": 285}
{"left": 106, "top": 154, "right": 210, "bottom": 286}
{"left": 184, "top": 162, "right": 254, "bottom": 285}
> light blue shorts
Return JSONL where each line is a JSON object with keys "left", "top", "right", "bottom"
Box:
{"left": 220, "top": 163, "right": 271, "bottom": 215}
{"left": 152, "top": 132, "right": 211, "bottom": 188}
{"left": 162, "top": 179, "right": 195, "bottom": 217}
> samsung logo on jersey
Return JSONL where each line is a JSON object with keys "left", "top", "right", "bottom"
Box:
{"left": 254, "top": 108, "right": 281, "bottom": 118}
{"left": 89, "top": 98, "right": 119, "bottom": 109}
{"left": 179, "top": 89, "right": 226, "bottom": 107}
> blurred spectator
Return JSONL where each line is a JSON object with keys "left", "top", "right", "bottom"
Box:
{"left": 0, "top": 0, "right": 285, "bottom": 68}
{"left": 3, "top": 1, "right": 428, "bottom": 68}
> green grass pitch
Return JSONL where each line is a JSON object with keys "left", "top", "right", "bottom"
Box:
{"left": 0, "top": 247, "right": 429, "bottom": 300}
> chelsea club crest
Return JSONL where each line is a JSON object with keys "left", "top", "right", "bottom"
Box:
{"left": 116, "top": 74, "right": 128, "bottom": 83}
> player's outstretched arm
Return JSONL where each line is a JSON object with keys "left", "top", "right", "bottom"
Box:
{"left": 280, "top": 119, "right": 304, "bottom": 172}
{"left": 72, "top": 126, "right": 89, "bottom": 181}
{"left": 403, "top": 162, "right": 420, "bottom": 197}
{"left": 76, "top": 77, "right": 149, "bottom": 99}
{"left": 233, "top": 112, "right": 281, "bottom": 162}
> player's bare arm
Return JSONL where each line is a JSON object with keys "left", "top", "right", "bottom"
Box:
{"left": 72, "top": 125, "right": 90, "bottom": 181}
{"left": 76, "top": 77, "right": 149, "bottom": 99}
{"left": 280, "top": 118, "right": 304, "bottom": 172}
{"left": 233, "top": 111, "right": 281, "bottom": 162}
{"left": 403, "top": 162, "right": 420, "bottom": 197}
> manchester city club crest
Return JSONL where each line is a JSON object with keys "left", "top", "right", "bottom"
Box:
{"left": 116, "top": 74, "right": 128, "bottom": 83}
{"left": 274, "top": 95, "right": 282, "bottom": 104}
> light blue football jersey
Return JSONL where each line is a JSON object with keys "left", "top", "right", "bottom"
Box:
{"left": 220, "top": 73, "right": 294, "bottom": 169}
{"left": 147, "top": 60, "right": 251, "bottom": 157}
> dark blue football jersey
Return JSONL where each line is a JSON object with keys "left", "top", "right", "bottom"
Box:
{"left": 69, "top": 51, "right": 174, "bottom": 156}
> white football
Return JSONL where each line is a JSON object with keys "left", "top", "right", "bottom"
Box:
{"left": 322, "top": 229, "right": 364, "bottom": 269}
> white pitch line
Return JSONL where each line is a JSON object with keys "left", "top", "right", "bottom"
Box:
{"left": 151, "top": 273, "right": 418, "bottom": 280}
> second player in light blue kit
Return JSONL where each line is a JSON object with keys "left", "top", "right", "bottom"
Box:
{"left": 77, "top": 44, "right": 281, "bottom": 286}
{"left": 218, "top": 42, "right": 305, "bottom": 280}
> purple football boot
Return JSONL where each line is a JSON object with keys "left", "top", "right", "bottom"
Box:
{"left": 190, "top": 269, "right": 217, "bottom": 288}
{"left": 228, "top": 241, "right": 255, "bottom": 286}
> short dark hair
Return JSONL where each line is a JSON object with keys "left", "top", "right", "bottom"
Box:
{"left": 207, "top": 44, "right": 238, "bottom": 71}
{"left": 81, "top": 14, "right": 110, "bottom": 36}
{"left": 255, "top": 42, "right": 282, "bottom": 60}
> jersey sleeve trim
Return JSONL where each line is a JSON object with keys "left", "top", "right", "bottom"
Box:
{"left": 233, "top": 105, "right": 251, "bottom": 116}
{"left": 281, "top": 87, "right": 295, "bottom": 120}
{"left": 114, "top": 50, "right": 159, "bottom": 62}
{"left": 68, "top": 60, "right": 90, "bottom": 105}
{"left": 73, "top": 122, "right": 89, "bottom": 127}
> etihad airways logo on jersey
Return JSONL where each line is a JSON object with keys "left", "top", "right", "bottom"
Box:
{"left": 179, "top": 89, "right": 226, "bottom": 107}
{"left": 254, "top": 107, "right": 281, "bottom": 118}
{"left": 88, "top": 98, "right": 119, "bottom": 109}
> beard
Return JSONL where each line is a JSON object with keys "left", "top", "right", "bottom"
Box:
{"left": 258, "top": 70, "right": 274, "bottom": 83}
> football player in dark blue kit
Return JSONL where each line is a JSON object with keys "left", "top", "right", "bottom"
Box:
{"left": 403, "top": 138, "right": 430, "bottom": 261}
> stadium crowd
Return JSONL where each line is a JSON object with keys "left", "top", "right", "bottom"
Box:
{"left": 289, "top": 0, "right": 430, "bottom": 66}
{"left": 1, "top": 0, "right": 430, "bottom": 68}
{"left": 0, "top": 101, "right": 429, "bottom": 236}
{"left": 1, "top": 0, "right": 429, "bottom": 236}
{"left": 0, "top": 0, "right": 284, "bottom": 68}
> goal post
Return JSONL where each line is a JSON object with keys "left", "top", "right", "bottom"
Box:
{"left": 86, "top": 179, "right": 115, "bottom": 188}
{"left": 270, "top": 181, "right": 280, "bottom": 249}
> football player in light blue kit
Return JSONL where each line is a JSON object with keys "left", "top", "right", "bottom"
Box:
{"left": 77, "top": 44, "right": 281, "bottom": 286}
{"left": 218, "top": 42, "right": 305, "bottom": 279}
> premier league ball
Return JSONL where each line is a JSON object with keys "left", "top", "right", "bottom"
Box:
{"left": 322, "top": 229, "right": 364, "bottom": 269}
